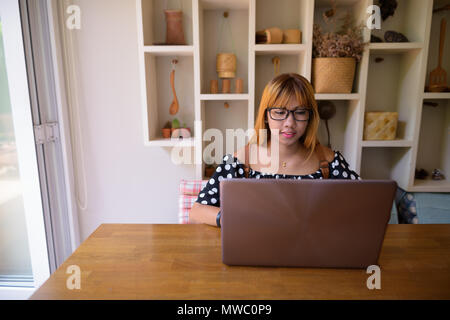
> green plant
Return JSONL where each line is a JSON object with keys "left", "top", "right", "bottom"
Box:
{"left": 163, "top": 121, "right": 171, "bottom": 129}
{"left": 172, "top": 118, "right": 180, "bottom": 129}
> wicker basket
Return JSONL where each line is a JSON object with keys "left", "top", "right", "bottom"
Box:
{"left": 363, "top": 112, "right": 398, "bottom": 140}
{"left": 216, "top": 53, "right": 236, "bottom": 79}
{"left": 312, "top": 57, "right": 356, "bottom": 93}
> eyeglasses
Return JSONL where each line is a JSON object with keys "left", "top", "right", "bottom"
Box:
{"left": 267, "top": 107, "right": 311, "bottom": 122}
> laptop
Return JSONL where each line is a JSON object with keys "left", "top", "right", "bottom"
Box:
{"left": 220, "top": 179, "right": 397, "bottom": 269}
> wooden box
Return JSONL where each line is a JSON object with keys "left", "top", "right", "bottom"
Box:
{"left": 364, "top": 112, "right": 398, "bottom": 140}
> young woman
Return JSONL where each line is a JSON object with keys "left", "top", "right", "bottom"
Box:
{"left": 190, "top": 73, "right": 361, "bottom": 226}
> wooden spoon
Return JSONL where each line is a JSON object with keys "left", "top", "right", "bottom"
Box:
{"left": 169, "top": 69, "right": 179, "bottom": 115}
{"left": 429, "top": 18, "right": 447, "bottom": 92}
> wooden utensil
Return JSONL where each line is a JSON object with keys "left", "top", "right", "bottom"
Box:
{"left": 429, "top": 18, "right": 447, "bottom": 92}
{"left": 169, "top": 67, "right": 179, "bottom": 115}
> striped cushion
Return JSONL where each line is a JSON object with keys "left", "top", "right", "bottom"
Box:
{"left": 178, "top": 179, "right": 208, "bottom": 224}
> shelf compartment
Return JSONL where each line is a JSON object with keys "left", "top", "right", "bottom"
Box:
{"left": 370, "top": 0, "right": 431, "bottom": 43}
{"left": 313, "top": 0, "right": 372, "bottom": 95}
{"left": 255, "top": 0, "right": 312, "bottom": 46}
{"left": 365, "top": 51, "right": 423, "bottom": 141}
{"left": 199, "top": 2, "right": 249, "bottom": 94}
{"left": 140, "top": 0, "right": 194, "bottom": 46}
{"left": 424, "top": 6, "right": 450, "bottom": 92}
{"left": 415, "top": 100, "right": 449, "bottom": 191}
{"left": 360, "top": 147, "right": 412, "bottom": 189}
{"left": 201, "top": 100, "right": 249, "bottom": 178}
{"left": 143, "top": 45, "right": 194, "bottom": 56}
{"left": 143, "top": 54, "right": 195, "bottom": 145}
{"left": 317, "top": 100, "right": 361, "bottom": 172}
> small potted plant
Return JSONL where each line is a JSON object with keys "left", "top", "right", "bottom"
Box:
{"left": 162, "top": 121, "right": 172, "bottom": 139}
{"left": 312, "top": 12, "right": 367, "bottom": 93}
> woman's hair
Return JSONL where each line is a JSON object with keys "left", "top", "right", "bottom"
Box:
{"left": 250, "top": 73, "right": 320, "bottom": 161}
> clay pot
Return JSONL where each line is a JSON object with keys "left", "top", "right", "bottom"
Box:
{"left": 210, "top": 80, "right": 218, "bottom": 93}
{"left": 162, "top": 128, "right": 171, "bottom": 138}
{"left": 165, "top": 10, "right": 186, "bottom": 45}
{"left": 235, "top": 78, "right": 243, "bottom": 93}
{"left": 222, "top": 79, "right": 231, "bottom": 93}
{"left": 216, "top": 53, "right": 236, "bottom": 78}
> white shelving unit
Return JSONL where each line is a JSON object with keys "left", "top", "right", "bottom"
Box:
{"left": 137, "top": 0, "right": 449, "bottom": 192}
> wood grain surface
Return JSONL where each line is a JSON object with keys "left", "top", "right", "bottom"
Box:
{"left": 30, "top": 224, "right": 450, "bottom": 300}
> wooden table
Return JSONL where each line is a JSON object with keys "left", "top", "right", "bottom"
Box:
{"left": 30, "top": 224, "right": 450, "bottom": 299}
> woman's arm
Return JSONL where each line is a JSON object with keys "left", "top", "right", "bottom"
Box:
{"left": 189, "top": 202, "right": 220, "bottom": 226}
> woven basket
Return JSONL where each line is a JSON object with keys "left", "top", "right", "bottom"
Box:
{"left": 312, "top": 57, "right": 356, "bottom": 93}
{"left": 363, "top": 112, "right": 398, "bottom": 140}
{"left": 216, "top": 53, "right": 236, "bottom": 79}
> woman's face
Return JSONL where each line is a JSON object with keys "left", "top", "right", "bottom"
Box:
{"left": 266, "top": 95, "right": 309, "bottom": 147}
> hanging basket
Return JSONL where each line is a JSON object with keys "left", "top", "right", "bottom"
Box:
{"left": 312, "top": 57, "right": 356, "bottom": 93}
{"left": 216, "top": 53, "right": 236, "bottom": 79}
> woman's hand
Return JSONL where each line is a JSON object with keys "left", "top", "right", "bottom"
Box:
{"left": 189, "top": 202, "right": 221, "bottom": 227}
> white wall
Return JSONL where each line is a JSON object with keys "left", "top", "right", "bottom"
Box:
{"left": 70, "top": 0, "right": 196, "bottom": 241}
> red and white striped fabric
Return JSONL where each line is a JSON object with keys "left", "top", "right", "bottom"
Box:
{"left": 179, "top": 179, "right": 208, "bottom": 224}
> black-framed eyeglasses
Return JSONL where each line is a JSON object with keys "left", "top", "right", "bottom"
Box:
{"left": 267, "top": 107, "right": 311, "bottom": 122}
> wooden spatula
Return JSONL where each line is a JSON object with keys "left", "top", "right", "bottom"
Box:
{"left": 429, "top": 18, "right": 447, "bottom": 92}
{"left": 169, "top": 68, "right": 179, "bottom": 115}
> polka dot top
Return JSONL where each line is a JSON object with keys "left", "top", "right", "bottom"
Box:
{"left": 196, "top": 151, "right": 361, "bottom": 207}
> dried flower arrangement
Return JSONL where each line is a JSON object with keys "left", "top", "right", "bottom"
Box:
{"left": 313, "top": 12, "right": 367, "bottom": 62}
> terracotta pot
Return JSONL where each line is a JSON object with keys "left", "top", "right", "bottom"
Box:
{"left": 165, "top": 10, "right": 186, "bottom": 45}
{"left": 216, "top": 53, "right": 236, "bottom": 78}
{"left": 235, "top": 78, "right": 243, "bottom": 93}
{"left": 210, "top": 79, "right": 218, "bottom": 93}
{"left": 312, "top": 57, "right": 356, "bottom": 93}
{"left": 222, "top": 79, "right": 231, "bottom": 93}
{"left": 162, "top": 128, "right": 171, "bottom": 138}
